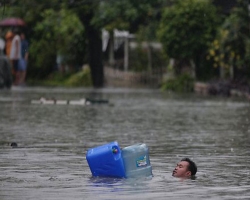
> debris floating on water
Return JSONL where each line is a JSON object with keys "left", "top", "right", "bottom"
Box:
{"left": 31, "top": 97, "right": 109, "bottom": 106}
{"left": 10, "top": 142, "right": 18, "bottom": 148}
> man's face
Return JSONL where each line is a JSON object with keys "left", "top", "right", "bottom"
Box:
{"left": 172, "top": 161, "right": 191, "bottom": 178}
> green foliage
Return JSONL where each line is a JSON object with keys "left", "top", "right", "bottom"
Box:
{"left": 28, "top": 66, "right": 92, "bottom": 87}
{"left": 161, "top": 74, "right": 194, "bottom": 92}
{"left": 196, "top": 54, "right": 220, "bottom": 81}
{"left": 3, "top": 0, "right": 62, "bottom": 30}
{"left": 29, "top": 8, "right": 85, "bottom": 79}
{"left": 158, "top": 0, "right": 219, "bottom": 60}
{"left": 129, "top": 46, "right": 168, "bottom": 72}
{"left": 65, "top": 67, "right": 92, "bottom": 87}
{"left": 28, "top": 39, "right": 57, "bottom": 79}
{"left": 129, "top": 47, "right": 148, "bottom": 72}
{"left": 93, "top": 0, "right": 164, "bottom": 32}
{"left": 137, "top": 21, "right": 160, "bottom": 42}
{"left": 2, "top": 0, "right": 167, "bottom": 85}
{"left": 2, "top": 1, "right": 86, "bottom": 80}
{"left": 207, "top": 0, "right": 250, "bottom": 77}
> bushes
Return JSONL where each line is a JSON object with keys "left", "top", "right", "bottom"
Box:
{"left": 161, "top": 74, "right": 194, "bottom": 92}
{"left": 158, "top": 0, "right": 219, "bottom": 78}
{"left": 28, "top": 8, "right": 86, "bottom": 80}
{"left": 65, "top": 67, "right": 92, "bottom": 87}
{"left": 158, "top": 0, "right": 219, "bottom": 59}
{"left": 28, "top": 66, "right": 92, "bottom": 87}
{"left": 129, "top": 45, "right": 168, "bottom": 72}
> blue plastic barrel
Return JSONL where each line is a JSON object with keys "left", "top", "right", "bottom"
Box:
{"left": 86, "top": 141, "right": 126, "bottom": 178}
{"left": 122, "top": 143, "right": 153, "bottom": 178}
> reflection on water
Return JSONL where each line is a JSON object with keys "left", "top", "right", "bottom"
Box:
{"left": 0, "top": 87, "right": 250, "bottom": 200}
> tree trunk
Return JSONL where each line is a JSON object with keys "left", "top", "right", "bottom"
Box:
{"left": 79, "top": 10, "right": 104, "bottom": 88}
{"left": 87, "top": 27, "right": 104, "bottom": 88}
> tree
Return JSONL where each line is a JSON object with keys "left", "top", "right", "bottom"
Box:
{"left": 29, "top": 8, "right": 85, "bottom": 78}
{"left": 2, "top": 0, "right": 86, "bottom": 79}
{"left": 68, "top": 0, "right": 164, "bottom": 86}
{"left": 208, "top": 0, "right": 250, "bottom": 79}
{"left": 2, "top": 0, "right": 61, "bottom": 36}
{"left": 158, "top": 0, "right": 219, "bottom": 78}
{"left": 3, "top": 0, "right": 165, "bottom": 87}
{"left": 67, "top": 0, "right": 104, "bottom": 87}
{"left": 94, "top": 0, "right": 164, "bottom": 71}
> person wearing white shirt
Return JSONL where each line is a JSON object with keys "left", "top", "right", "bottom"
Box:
{"left": 9, "top": 29, "right": 21, "bottom": 85}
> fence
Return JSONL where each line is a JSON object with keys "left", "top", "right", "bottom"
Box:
{"left": 104, "top": 66, "right": 164, "bottom": 88}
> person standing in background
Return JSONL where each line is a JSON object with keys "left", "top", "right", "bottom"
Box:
{"left": 0, "top": 38, "right": 12, "bottom": 89}
{"left": 9, "top": 29, "right": 21, "bottom": 85}
{"left": 5, "top": 30, "right": 14, "bottom": 58}
{"left": 18, "top": 32, "right": 29, "bottom": 85}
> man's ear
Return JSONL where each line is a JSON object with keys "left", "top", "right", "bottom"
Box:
{"left": 186, "top": 171, "right": 191, "bottom": 177}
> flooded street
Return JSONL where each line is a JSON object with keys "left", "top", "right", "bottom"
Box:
{"left": 0, "top": 87, "right": 250, "bottom": 200}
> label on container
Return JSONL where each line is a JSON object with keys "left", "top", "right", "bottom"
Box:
{"left": 136, "top": 155, "right": 147, "bottom": 167}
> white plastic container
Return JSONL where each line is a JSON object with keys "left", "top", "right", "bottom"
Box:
{"left": 121, "top": 143, "right": 152, "bottom": 178}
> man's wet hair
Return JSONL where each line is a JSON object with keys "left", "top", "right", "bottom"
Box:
{"left": 181, "top": 158, "right": 197, "bottom": 176}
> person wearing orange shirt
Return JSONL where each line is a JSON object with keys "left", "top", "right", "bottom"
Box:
{"left": 5, "top": 30, "right": 14, "bottom": 58}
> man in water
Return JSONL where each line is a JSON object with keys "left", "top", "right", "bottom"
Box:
{"left": 172, "top": 158, "right": 197, "bottom": 178}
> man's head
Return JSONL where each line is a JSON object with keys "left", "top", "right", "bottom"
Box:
{"left": 172, "top": 158, "right": 197, "bottom": 178}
